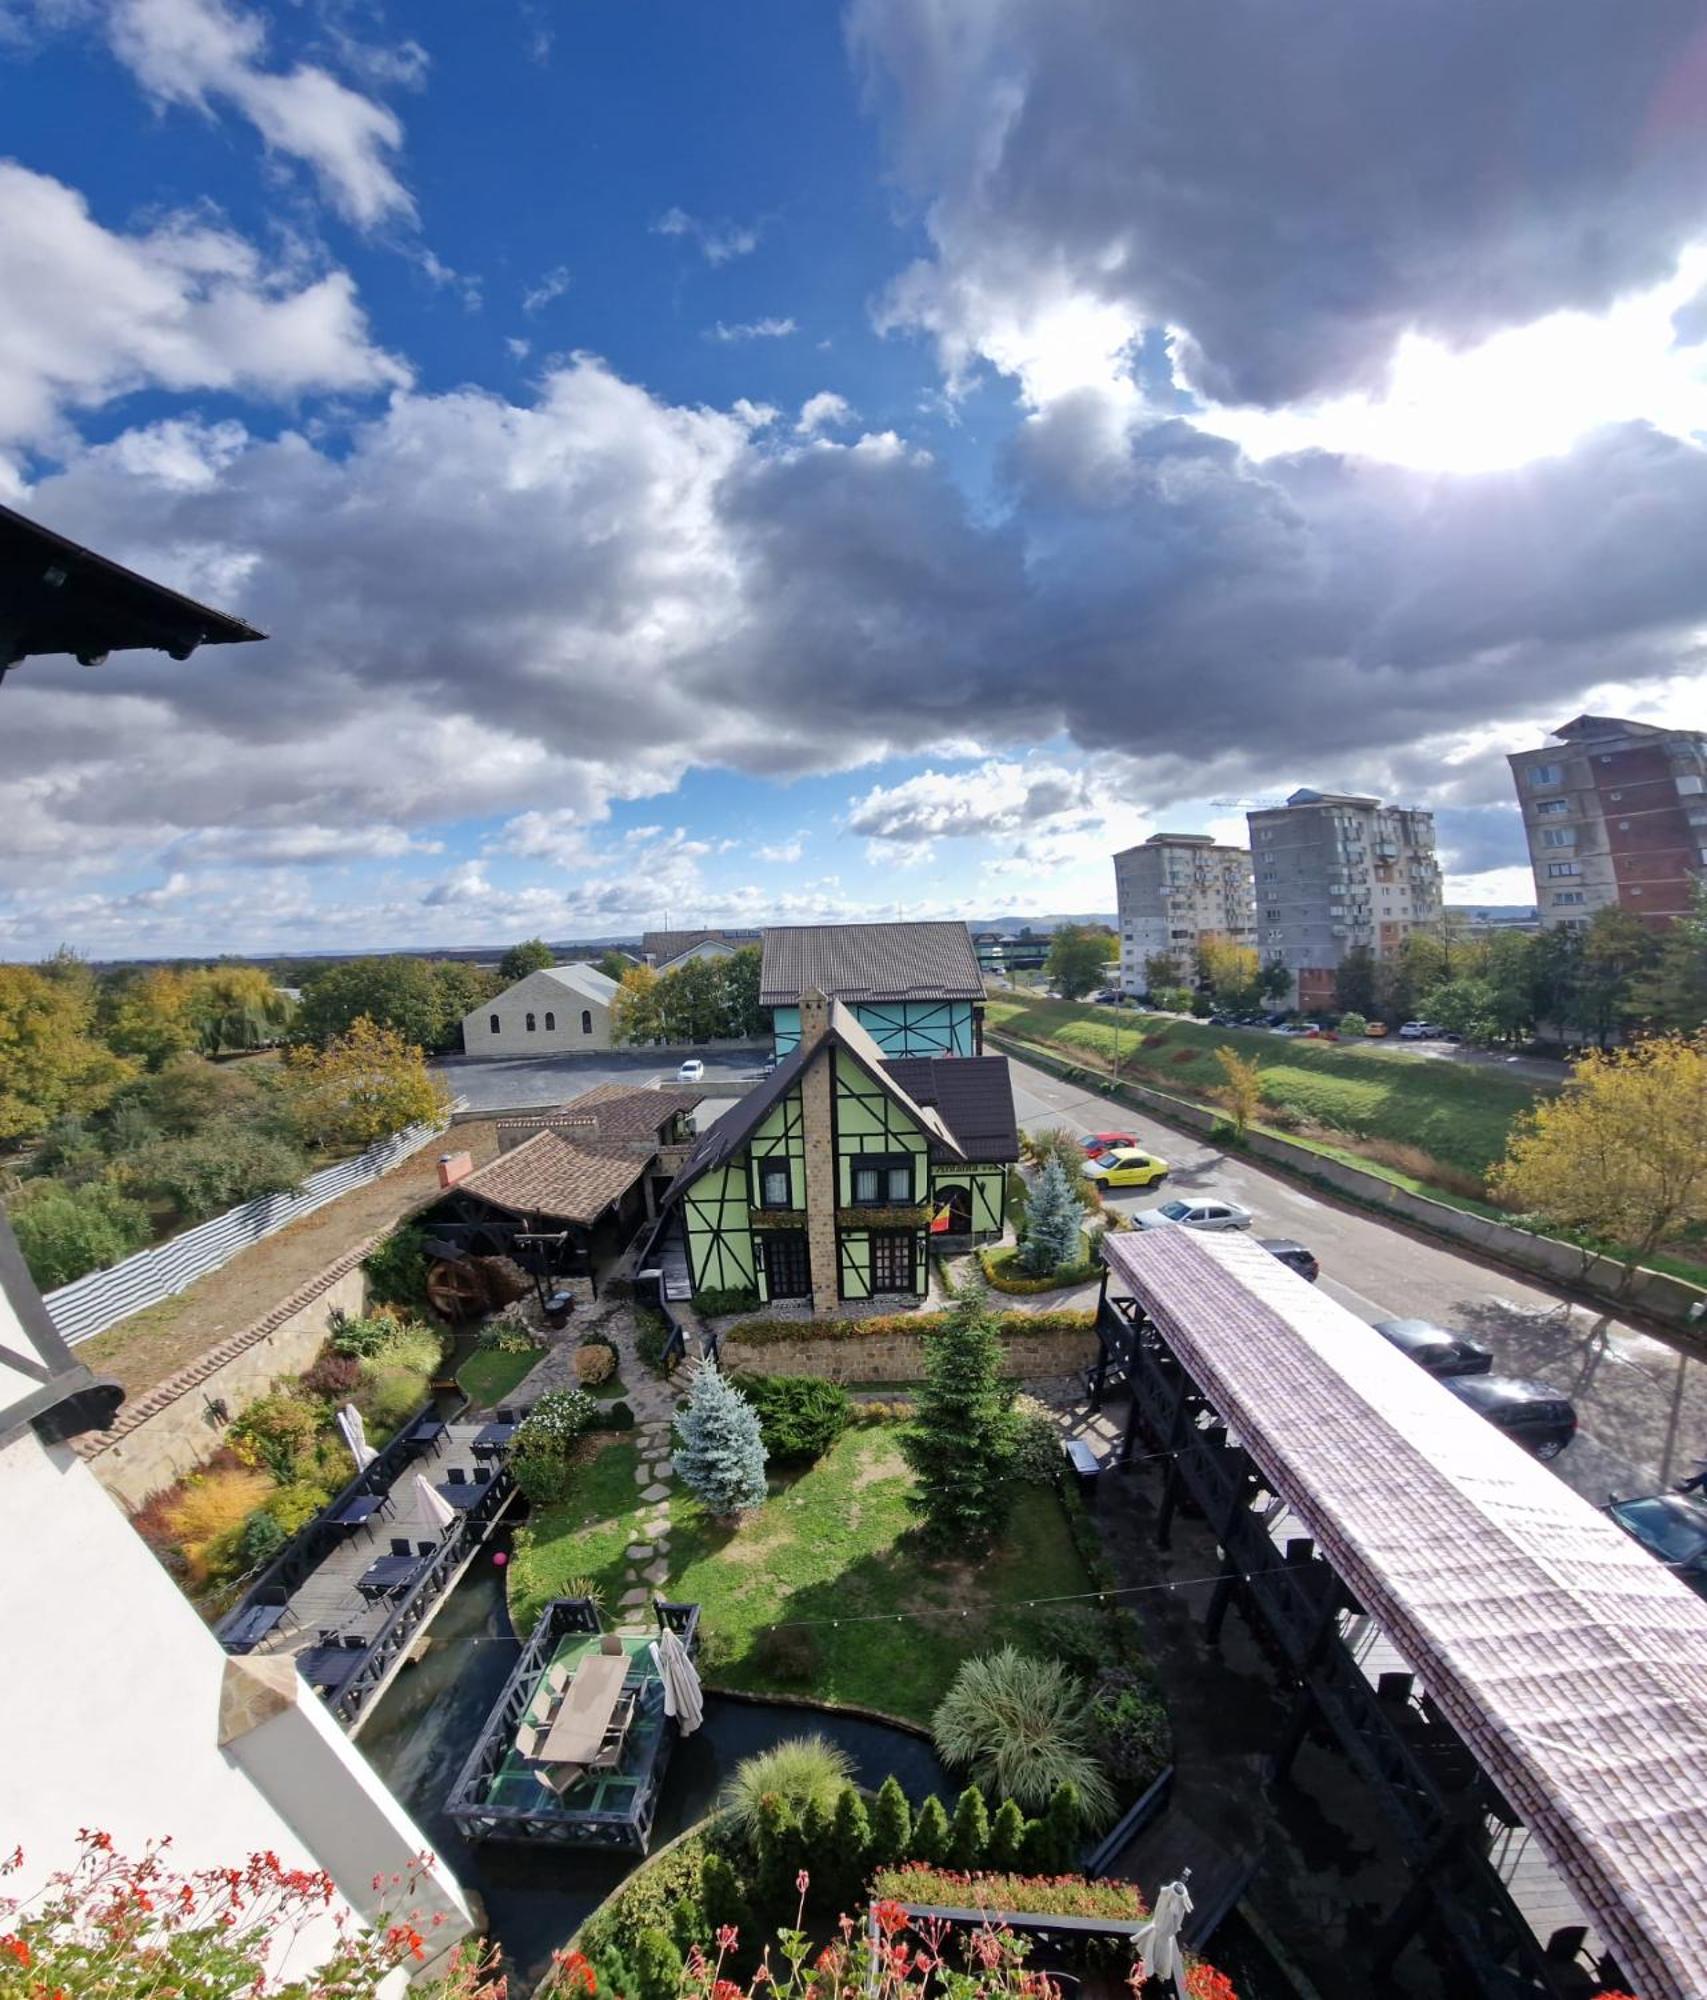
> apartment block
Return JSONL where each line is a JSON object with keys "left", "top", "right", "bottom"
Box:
{"left": 1508, "top": 714, "right": 1707, "bottom": 930}
{"left": 1248, "top": 790, "right": 1443, "bottom": 1009}
{"left": 1114, "top": 833, "right": 1255, "bottom": 991}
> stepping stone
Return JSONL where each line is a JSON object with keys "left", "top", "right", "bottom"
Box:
{"left": 643, "top": 1560, "right": 669, "bottom": 1585}
{"left": 625, "top": 1544, "right": 653, "bottom": 1561}
{"left": 640, "top": 1482, "right": 670, "bottom": 1503}
{"left": 618, "top": 1587, "right": 649, "bottom": 1607}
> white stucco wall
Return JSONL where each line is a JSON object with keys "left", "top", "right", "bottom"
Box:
{"left": 0, "top": 1416, "right": 473, "bottom": 1979}
{"left": 461, "top": 964, "right": 616, "bottom": 1057}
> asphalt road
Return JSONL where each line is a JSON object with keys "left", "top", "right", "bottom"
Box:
{"left": 1008, "top": 1053, "right": 1706, "bottom": 1510}
{"left": 432, "top": 1048, "right": 766, "bottom": 1113}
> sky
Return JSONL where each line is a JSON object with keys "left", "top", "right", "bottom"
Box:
{"left": 3, "top": 0, "right": 1707, "bottom": 959}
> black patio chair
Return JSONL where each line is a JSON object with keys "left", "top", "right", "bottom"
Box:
{"left": 416, "top": 1540, "right": 435, "bottom": 1556}
{"left": 446, "top": 1464, "right": 468, "bottom": 1485}
{"left": 389, "top": 1536, "right": 412, "bottom": 1557}
{"left": 496, "top": 1406, "right": 519, "bottom": 1424}
{"left": 474, "top": 1464, "right": 493, "bottom": 1484}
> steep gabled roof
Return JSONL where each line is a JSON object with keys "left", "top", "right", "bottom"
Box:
{"left": 494, "top": 1084, "right": 703, "bottom": 1152}
{"left": 886, "top": 1055, "right": 1020, "bottom": 1162}
{"left": 534, "top": 961, "right": 621, "bottom": 1003}
{"left": 759, "top": 922, "right": 984, "bottom": 1006}
{"left": 643, "top": 928, "right": 760, "bottom": 965}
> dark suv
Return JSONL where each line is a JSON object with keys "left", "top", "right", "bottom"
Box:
{"left": 1372, "top": 1317, "right": 1492, "bottom": 1378}
{"left": 1443, "top": 1374, "right": 1577, "bottom": 1460}
{"left": 1260, "top": 1239, "right": 1319, "bottom": 1282}
{"left": 1605, "top": 1493, "right": 1707, "bottom": 1599}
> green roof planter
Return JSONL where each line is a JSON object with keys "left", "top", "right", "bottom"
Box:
{"left": 835, "top": 1205, "right": 931, "bottom": 1230}
{"left": 749, "top": 1209, "right": 809, "bottom": 1231}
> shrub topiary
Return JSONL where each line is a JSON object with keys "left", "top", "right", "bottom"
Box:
{"left": 574, "top": 1338, "right": 617, "bottom": 1387}
{"left": 986, "top": 1798, "right": 1030, "bottom": 1870}
{"left": 829, "top": 1785, "right": 873, "bottom": 1908}
{"left": 868, "top": 1775, "right": 912, "bottom": 1868}
{"left": 632, "top": 1927, "right": 682, "bottom": 2000}
{"left": 1010, "top": 1395, "right": 1060, "bottom": 1484}
{"left": 736, "top": 1373, "right": 851, "bottom": 1464}
{"left": 692, "top": 1285, "right": 760, "bottom": 1317}
{"left": 910, "top": 1794, "right": 950, "bottom": 1865}
{"left": 950, "top": 1785, "right": 989, "bottom": 1869}
{"left": 590, "top": 1399, "right": 636, "bottom": 1432}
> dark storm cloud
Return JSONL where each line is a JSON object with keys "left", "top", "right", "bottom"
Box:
{"left": 851, "top": 0, "right": 1707, "bottom": 405}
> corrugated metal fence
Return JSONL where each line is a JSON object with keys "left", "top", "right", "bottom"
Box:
{"left": 47, "top": 1116, "right": 452, "bottom": 1347}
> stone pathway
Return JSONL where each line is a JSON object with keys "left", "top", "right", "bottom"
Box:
{"left": 512, "top": 1298, "right": 687, "bottom": 1621}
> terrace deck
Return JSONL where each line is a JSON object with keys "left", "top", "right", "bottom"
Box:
{"left": 483, "top": 1632, "right": 666, "bottom": 1819}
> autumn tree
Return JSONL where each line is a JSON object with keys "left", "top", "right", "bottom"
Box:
{"left": 283, "top": 1016, "right": 451, "bottom": 1148}
{"left": 1258, "top": 958, "right": 1292, "bottom": 1005}
{"left": 1490, "top": 1033, "right": 1707, "bottom": 1284}
{"left": 99, "top": 967, "right": 202, "bottom": 1068}
{"left": 1334, "top": 946, "right": 1377, "bottom": 1019}
{"left": 1633, "top": 883, "right": 1707, "bottom": 1033}
{"left": 1575, "top": 907, "right": 1660, "bottom": 1048}
{"left": 0, "top": 964, "right": 136, "bottom": 1141}
{"left": 610, "top": 964, "right": 663, "bottom": 1044}
{"left": 499, "top": 938, "right": 556, "bottom": 983}
{"left": 431, "top": 960, "right": 501, "bottom": 1036}
{"left": 1047, "top": 925, "right": 1113, "bottom": 1001}
{"left": 1197, "top": 935, "right": 1261, "bottom": 1010}
{"left": 1213, "top": 1045, "right": 1264, "bottom": 1138}
{"left": 291, "top": 956, "right": 462, "bottom": 1053}
{"left": 722, "top": 944, "right": 766, "bottom": 1038}
{"left": 596, "top": 949, "right": 633, "bottom": 982}
{"left": 1143, "top": 953, "right": 1178, "bottom": 996}
{"left": 188, "top": 963, "right": 296, "bottom": 1053}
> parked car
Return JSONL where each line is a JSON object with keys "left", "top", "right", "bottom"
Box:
{"left": 1082, "top": 1146, "right": 1170, "bottom": 1189}
{"left": 1270, "top": 1023, "right": 1310, "bottom": 1037}
{"left": 1260, "top": 1238, "right": 1319, "bottom": 1282}
{"left": 677, "top": 1058, "right": 705, "bottom": 1083}
{"left": 1081, "top": 1130, "right": 1139, "bottom": 1154}
{"left": 1263, "top": 1012, "right": 1290, "bottom": 1027}
{"left": 1442, "top": 1374, "right": 1577, "bottom": 1460}
{"left": 1605, "top": 1492, "right": 1707, "bottom": 1598}
{"left": 1206, "top": 1013, "right": 1232, "bottom": 1026}
{"left": 1135, "top": 1197, "right": 1254, "bottom": 1231}
{"left": 1092, "top": 990, "right": 1128, "bottom": 1006}
{"left": 1372, "top": 1317, "right": 1493, "bottom": 1378}
{"left": 1364, "top": 1020, "right": 1389, "bottom": 1038}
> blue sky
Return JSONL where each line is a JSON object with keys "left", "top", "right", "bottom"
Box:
{"left": 3, "top": 0, "right": 1706, "bottom": 956}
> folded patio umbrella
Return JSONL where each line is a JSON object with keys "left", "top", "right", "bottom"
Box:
{"left": 336, "top": 1402, "right": 375, "bottom": 1471}
{"left": 1132, "top": 1874, "right": 1193, "bottom": 1990}
{"left": 414, "top": 1473, "right": 457, "bottom": 1532}
{"left": 651, "top": 1626, "right": 704, "bottom": 1736}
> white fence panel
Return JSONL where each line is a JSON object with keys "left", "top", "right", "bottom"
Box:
{"left": 46, "top": 1116, "right": 452, "bottom": 1347}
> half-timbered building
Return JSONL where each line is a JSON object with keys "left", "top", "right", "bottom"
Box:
{"left": 759, "top": 920, "right": 986, "bottom": 1055}
{"left": 656, "top": 989, "right": 1015, "bottom": 1315}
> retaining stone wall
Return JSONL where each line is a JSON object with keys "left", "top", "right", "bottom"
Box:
{"left": 74, "top": 1243, "right": 376, "bottom": 1510}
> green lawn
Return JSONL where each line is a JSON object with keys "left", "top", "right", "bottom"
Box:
{"left": 456, "top": 1347, "right": 540, "bottom": 1410}
{"left": 988, "top": 995, "right": 1545, "bottom": 1177}
{"left": 510, "top": 1427, "right": 1091, "bottom": 1725}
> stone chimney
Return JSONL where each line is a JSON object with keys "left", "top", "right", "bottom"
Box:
{"left": 798, "top": 985, "right": 832, "bottom": 1048}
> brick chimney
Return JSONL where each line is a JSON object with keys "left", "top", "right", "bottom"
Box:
{"left": 798, "top": 985, "right": 832, "bottom": 1048}
{"left": 437, "top": 1151, "right": 473, "bottom": 1188}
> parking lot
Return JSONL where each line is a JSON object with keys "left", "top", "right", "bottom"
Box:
{"left": 1010, "top": 1053, "right": 1706, "bottom": 1511}
{"left": 432, "top": 1047, "right": 766, "bottom": 1114}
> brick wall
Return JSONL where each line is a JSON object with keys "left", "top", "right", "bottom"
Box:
{"left": 73, "top": 1243, "right": 377, "bottom": 1510}
{"left": 721, "top": 1327, "right": 1097, "bottom": 1381}
{"left": 797, "top": 989, "right": 840, "bottom": 1314}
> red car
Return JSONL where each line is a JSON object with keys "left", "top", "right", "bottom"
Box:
{"left": 1081, "top": 1131, "right": 1139, "bottom": 1154}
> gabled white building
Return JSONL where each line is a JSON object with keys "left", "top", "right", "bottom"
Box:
{"left": 460, "top": 959, "right": 621, "bottom": 1057}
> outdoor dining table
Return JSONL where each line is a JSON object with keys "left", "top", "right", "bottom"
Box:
{"left": 296, "top": 1644, "right": 365, "bottom": 1697}
{"left": 355, "top": 1552, "right": 429, "bottom": 1601}
{"left": 537, "top": 1650, "right": 630, "bottom": 1765}
{"left": 435, "top": 1480, "right": 489, "bottom": 1511}
{"left": 220, "top": 1601, "right": 290, "bottom": 1652}
{"left": 328, "top": 1493, "right": 389, "bottom": 1538}
{"left": 471, "top": 1422, "right": 517, "bottom": 1457}
{"left": 406, "top": 1413, "right": 447, "bottom": 1455}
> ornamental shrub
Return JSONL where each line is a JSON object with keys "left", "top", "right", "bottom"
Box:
{"left": 736, "top": 1373, "right": 851, "bottom": 1464}
{"left": 829, "top": 1784, "right": 873, "bottom": 1908}
{"left": 632, "top": 1927, "right": 682, "bottom": 2000}
{"left": 7, "top": 1176, "right": 151, "bottom": 1289}
{"left": 238, "top": 1508, "right": 287, "bottom": 1569}
{"left": 725, "top": 1307, "right": 1096, "bottom": 1347}
{"left": 266, "top": 1480, "right": 333, "bottom": 1537}
{"left": 300, "top": 1350, "right": 363, "bottom": 1400}
{"left": 868, "top": 1862, "right": 1144, "bottom": 1923}
{"left": 362, "top": 1223, "right": 432, "bottom": 1312}
{"left": 693, "top": 1285, "right": 760, "bottom": 1316}
{"left": 509, "top": 1386, "right": 596, "bottom": 1503}
{"left": 868, "top": 1775, "right": 912, "bottom": 1868}
{"left": 950, "top": 1785, "right": 989, "bottom": 1870}
{"left": 722, "top": 1733, "right": 853, "bottom": 1840}
{"left": 328, "top": 1307, "right": 407, "bottom": 1358}
{"left": 226, "top": 1392, "right": 320, "bottom": 1483}
{"left": 754, "top": 1795, "right": 804, "bottom": 1909}
{"left": 590, "top": 1398, "right": 637, "bottom": 1432}
{"left": 1087, "top": 1667, "right": 1173, "bottom": 1793}
{"left": 356, "top": 1364, "right": 433, "bottom": 1437}
{"left": 910, "top": 1794, "right": 950, "bottom": 1866}
{"left": 1021, "top": 1155, "right": 1083, "bottom": 1274}
{"left": 673, "top": 1364, "right": 768, "bottom": 1515}
{"left": 1010, "top": 1395, "right": 1060, "bottom": 1484}
{"left": 986, "top": 1799, "right": 1029, "bottom": 1870}
{"left": 900, "top": 1283, "right": 1020, "bottom": 1548}
{"left": 574, "top": 1340, "right": 617, "bottom": 1387}
{"left": 932, "top": 1647, "right": 1115, "bottom": 1823}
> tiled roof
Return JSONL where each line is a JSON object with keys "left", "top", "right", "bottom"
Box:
{"left": 495, "top": 1084, "right": 702, "bottom": 1150}
{"left": 1100, "top": 1226, "right": 1707, "bottom": 2000}
{"left": 533, "top": 961, "right": 621, "bottom": 1002}
{"left": 456, "top": 1131, "right": 644, "bottom": 1225}
{"left": 759, "top": 922, "right": 984, "bottom": 1005}
{"left": 643, "top": 928, "right": 760, "bottom": 964}
{"left": 886, "top": 1055, "right": 1019, "bottom": 1161}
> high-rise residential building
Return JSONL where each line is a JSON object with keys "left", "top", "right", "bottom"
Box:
{"left": 1114, "top": 833, "right": 1255, "bottom": 991}
{"left": 1248, "top": 790, "right": 1443, "bottom": 1010}
{"left": 1508, "top": 715, "right": 1707, "bottom": 930}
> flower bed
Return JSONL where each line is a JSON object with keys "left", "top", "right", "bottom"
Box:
{"left": 724, "top": 1308, "right": 1095, "bottom": 1348}
{"left": 977, "top": 1244, "right": 1100, "bottom": 1295}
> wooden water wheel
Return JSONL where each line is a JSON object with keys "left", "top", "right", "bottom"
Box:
{"left": 425, "top": 1256, "right": 493, "bottom": 1321}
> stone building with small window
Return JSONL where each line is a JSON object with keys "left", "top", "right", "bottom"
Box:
{"left": 653, "top": 988, "right": 1017, "bottom": 1316}
{"left": 459, "top": 960, "right": 620, "bottom": 1056}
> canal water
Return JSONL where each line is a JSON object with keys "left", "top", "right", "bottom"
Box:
{"left": 357, "top": 1538, "right": 950, "bottom": 1993}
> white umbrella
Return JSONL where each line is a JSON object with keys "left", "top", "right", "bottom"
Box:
{"left": 414, "top": 1473, "right": 457, "bottom": 1533}
{"left": 649, "top": 1626, "right": 704, "bottom": 1736}
{"left": 1132, "top": 1874, "right": 1193, "bottom": 1990}
{"left": 336, "top": 1403, "right": 375, "bottom": 1471}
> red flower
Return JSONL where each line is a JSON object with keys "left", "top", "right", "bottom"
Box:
{"left": 1, "top": 1935, "right": 30, "bottom": 1968}
{"left": 554, "top": 1949, "right": 598, "bottom": 1996}
{"left": 872, "top": 1900, "right": 909, "bottom": 1938}
{"left": 795, "top": 1869, "right": 810, "bottom": 1896}
{"left": 717, "top": 1926, "right": 740, "bottom": 1952}
{"left": 712, "top": 1979, "right": 744, "bottom": 2000}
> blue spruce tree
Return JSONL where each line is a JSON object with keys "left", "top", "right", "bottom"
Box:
{"left": 1021, "top": 1155, "right": 1082, "bottom": 1275}
{"left": 673, "top": 1363, "right": 768, "bottom": 1515}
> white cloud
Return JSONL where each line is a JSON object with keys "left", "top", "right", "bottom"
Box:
{"left": 0, "top": 163, "right": 407, "bottom": 450}
{"left": 652, "top": 206, "right": 760, "bottom": 266}
{"left": 796, "top": 390, "right": 855, "bottom": 436}
{"left": 108, "top": 0, "right": 414, "bottom": 227}
{"left": 522, "top": 266, "right": 571, "bottom": 316}
{"left": 707, "top": 317, "right": 797, "bottom": 343}
{"left": 754, "top": 838, "right": 804, "bottom": 863}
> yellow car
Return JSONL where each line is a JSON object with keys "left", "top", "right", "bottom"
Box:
{"left": 1364, "top": 1020, "right": 1389, "bottom": 1038}
{"left": 1081, "top": 1146, "right": 1170, "bottom": 1189}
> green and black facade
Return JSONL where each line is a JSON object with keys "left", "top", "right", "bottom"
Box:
{"left": 661, "top": 992, "right": 1015, "bottom": 1314}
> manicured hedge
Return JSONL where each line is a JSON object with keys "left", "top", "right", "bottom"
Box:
{"left": 979, "top": 1244, "right": 1100, "bottom": 1294}
{"left": 724, "top": 1308, "right": 1096, "bottom": 1347}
